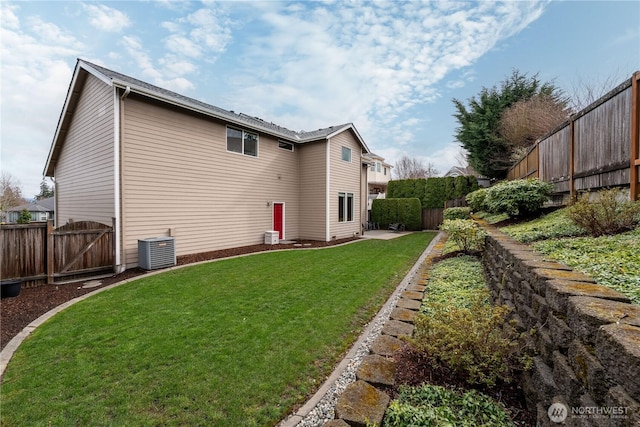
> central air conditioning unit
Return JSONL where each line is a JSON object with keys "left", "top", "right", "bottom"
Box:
{"left": 138, "top": 237, "right": 176, "bottom": 270}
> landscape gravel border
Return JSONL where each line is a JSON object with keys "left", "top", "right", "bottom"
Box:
{"left": 279, "top": 232, "right": 443, "bottom": 427}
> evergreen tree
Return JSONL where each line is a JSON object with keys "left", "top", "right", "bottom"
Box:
{"left": 35, "top": 179, "right": 54, "bottom": 201}
{"left": 453, "top": 70, "right": 567, "bottom": 179}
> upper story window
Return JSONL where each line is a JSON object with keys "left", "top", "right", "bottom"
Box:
{"left": 341, "top": 146, "right": 352, "bottom": 162}
{"left": 278, "top": 141, "right": 294, "bottom": 152}
{"left": 370, "top": 163, "right": 375, "bottom": 171}
{"left": 384, "top": 167, "right": 387, "bottom": 176}
{"left": 376, "top": 162, "right": 381, "bottom": 172}
{"left": 227, "top": 127, "right": 258, "bottom": 157}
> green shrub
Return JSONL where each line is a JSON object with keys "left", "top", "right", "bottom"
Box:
{"left": 388, "top": 177, "right": 479, "bottom": 209}
{"left": 567, "top": 188, "right": 640, "bottom": 237}
{"left": 484, "top": 179, "right": 552, "bottom": 217}
{"left": 371, "top": 198, "right": 422, "bottom": 230}
{"left": 17, "top": 208, "right": 31, "bottom": 224}
{"left": 439, "top": 219, "right": 486, "bottom": 253}
{"left": 443, "top": 207, "right": 471, "bottom": 220}
{"left": 465, "top": 188, "right": 488, "bottom": 212}
{"left": 411, "top": 300, "right": 524, "bottom": 387}
{"left": 384, "top": 384, "right": 515, "bottom": 427}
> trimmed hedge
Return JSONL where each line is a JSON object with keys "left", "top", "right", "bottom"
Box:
{"left": 388, "top": 176, "right": 479, "bottom": 209}
{"left": 371, "top": 198, "right": 422, "bottom": 230}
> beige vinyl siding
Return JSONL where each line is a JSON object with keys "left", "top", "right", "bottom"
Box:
{"left": 298, "top": 141, "right": 328, "bottom": 240}
{"left": 120, "top": 97, "right": 300, "bottom": 266}
{"left": 329, "top": 130, "right": 362, "bottom": 239}
{"left": 55, "top": 74, "right": 115, "bottom": 226}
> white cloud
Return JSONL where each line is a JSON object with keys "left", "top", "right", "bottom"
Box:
{"left": 165, "top": 34, "right": 202, "bottom": 58}
{"left": 83, "top": 4, "right": 131, "bottom": 32}
{"left": 1, "top": 3, "right": 20, "bottom": 29}
{"left": 223, "top": 0, "right": 548, "bottom": 150}
{"left": 161, "top": 6, "right": 233, "bottom": 58}
{"left": 0, "top": 4, "right": 81, "bottom": 198}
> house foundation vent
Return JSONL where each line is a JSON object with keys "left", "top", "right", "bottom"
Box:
{"left": 138, "top": 237, "right": 176, "bottom": 270}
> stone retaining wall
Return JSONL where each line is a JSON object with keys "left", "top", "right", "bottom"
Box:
{"left": 482, "top": 224, "right": 640, "bottom": 426}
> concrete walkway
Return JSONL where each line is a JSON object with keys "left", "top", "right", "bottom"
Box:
{"left": 361, "top": 229, "right": 413, "bottom": 240}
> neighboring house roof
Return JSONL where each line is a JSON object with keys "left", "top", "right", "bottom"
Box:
{"left": 6, "top": 197, "right": 55, "bottom": 213}
{"left": 363, "top": 152, "right": 393, "bottom": 167}
{"left": 44, "top": 59, "right": 370, "bottom": 176}
{"left": 444, "top": 165, "right": 484, "bottom": 178}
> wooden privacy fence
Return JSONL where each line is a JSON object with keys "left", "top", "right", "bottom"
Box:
{"left": 422, "top": 209, "right": 444, "bottom": 230}
{"left": 0, "top": 219, "right": 114, "bottom": 287}
{"left": 507, "top": 71, "right": 640, "bottom": 201}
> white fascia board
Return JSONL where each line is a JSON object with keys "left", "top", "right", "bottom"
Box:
{"left": 325, "top": 123, "right": 370, "bottom": 154}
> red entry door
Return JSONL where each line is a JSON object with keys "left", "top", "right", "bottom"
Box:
{"left": 273, "top": 203, "right": 284, "bottom": 240}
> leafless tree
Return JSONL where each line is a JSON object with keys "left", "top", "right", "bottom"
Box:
{"left": 393, "top": 155, "right": 439, "bottom": 179}
{"left": 1, "top": 172, "right": 26, "bottom": 217}
{"left": 568, "top": 67, "right": 635, "bottom": 111}
{"left": 499, "top": 94, "right": 570, "bottom": 162}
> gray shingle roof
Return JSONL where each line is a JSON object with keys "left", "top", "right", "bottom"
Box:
{"left": 81, "top": 60, "right": 356, "bottom": 144}
{"left": 7, "top": 197, "right": 54, "bottom": 212}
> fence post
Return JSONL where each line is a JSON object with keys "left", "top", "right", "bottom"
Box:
{"left": 631, "top": 72, "right": 640, "bottom": 201}
{"left": 569, "top": 115, "right": 576, "bottom": 201}
{"left": 47, "top": 219, "right": 54, "bottom": 284}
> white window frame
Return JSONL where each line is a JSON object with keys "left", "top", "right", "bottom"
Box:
{"left": 341, "top": 146, "right": 352, "bottom": 162}
{"left": 226, "top": 126, "right": 259, "bottom": 157}
{"left": 278, "top": 140, "right": 294, "bottom": 152}
{"left": 338, "top": 192, "right": 354, "bottom": 222}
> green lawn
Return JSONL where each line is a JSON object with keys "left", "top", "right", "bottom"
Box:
{"left": 1, "top": 232, "right": 434, "bottom": 427}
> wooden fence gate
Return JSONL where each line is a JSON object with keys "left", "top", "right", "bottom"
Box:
{"left": 0, "top": 219, "right": 115, "bottom": 287}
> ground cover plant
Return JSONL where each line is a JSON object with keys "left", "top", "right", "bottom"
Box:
{"left": 388, "top": 254, "right": 530, "bottom": 426}
{"left": 384, "top": 384, "right": 515, "bottom": 427}
{"left": 532, "top": 228, "right": 640, "bottom": 304}
{"left": 1, "top": 233, "right": 434, "bottom": 427}
{"left": 499, "top": 205, "right": 640, "bottom": 304}
{"left": 500, "top": 208, "right": 586, "bottom": 243}
{"left": 410, "top": 256, "right": 526, "bottom": 388}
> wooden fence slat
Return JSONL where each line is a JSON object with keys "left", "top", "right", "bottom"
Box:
{"left": 1, "top": 220, "right": 114, "bottom": 287}
{"left": 506, "top": 72, "right": 638, "bottom": 201}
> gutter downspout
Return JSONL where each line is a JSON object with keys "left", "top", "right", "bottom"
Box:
{"left": 113, "top": 86, "right": 130, "bottom": 273}
{"left": 326, "top": 138, "right": 331, "bottom": 242}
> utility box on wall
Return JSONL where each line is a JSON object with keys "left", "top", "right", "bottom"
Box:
{"left": 264, "top": 231, "right": 279, "bottom": 245}
{"left": 138, "top": 237, "right": 176, "bottom": 270}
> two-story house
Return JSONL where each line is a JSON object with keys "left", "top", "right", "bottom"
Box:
{"left": 44, "top": 59, "right": 371, "bottom": 272}
{"left": 363, "top": 153, "right": 392, "bottom": 218}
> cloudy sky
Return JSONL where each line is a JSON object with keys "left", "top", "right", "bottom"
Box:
{"left": 1, "top": 1, "right": 638, "bottom": 200}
